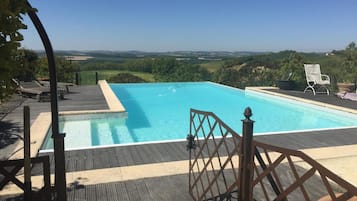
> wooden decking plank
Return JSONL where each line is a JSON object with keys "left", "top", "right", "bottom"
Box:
{"left": 136, "top": 144, "right": 156, "bottom": 164}
{"left": 127, "top": 146, "right": 143, "bottom": 165}
{"left": 75, "top": 155, "right": 85, "bottom": 171}
{"left": 144, "top": 175, "right": 177, "bottom": 201}
{"left": 92, "top": 148, "right": 106, "bottom": 169}
{"left": 108, "top": 148, "right": 120, "bottom": 168}
{"left": 147, "top": 143, "right": 170, "bottom": 163}
{"left": 160, "top": 143, "right": 182, "bottom": 161}
{"left": 100, "top": 148, "right": 112, "bottom": 169}
{"left": 125, "top": 180, "right": 141, "bottom": 201}
{"left": 66, "top": 158, "right": 76, "bottom": 172}
{"left": 114, "top": 146, "right": 128, "bottom": 167}
{"left": 134, "top": 180, "right": 153, "bottom": 201}
{"left": 95, "top": 183, "right": 108, "bottom": 201}
{"left": 143, "top": 177, "right": 167, "bottom": 201}
{"left": 84, "top": 149, "right": 94, "bottom": 170}
{"left": 85, "top": 184, "right": 97, "bottom": 201}
{"left": 165, "top": 142, "right": 186, "bottom": 160}
{"left": 73, "top": 150, "right": 87, "bottom": 171}
{"left": 67, "top": 151, "right": 77, "bottom": 171}
{"left": 104, "top": 182, "right": 120, "bottom": 201}
{"left": 67, "top": 187, "right": 75, "bottom": 201}
{"left": 167, "top": 174, "right": 192, "bottom": 200}
{"left": 114, "top": 182, "right": 130, "bottom": 201}
{"left": 173, "top": 142, "right": 189, "bottom": 160}
{"left": 73, "top": 185, "right": 86, "bottom": 201}
{"left": 65, "top": 150, "right": 74, "bottom": 172}
{"left": 120, "top": 146, "right": 136, "bottom": 166}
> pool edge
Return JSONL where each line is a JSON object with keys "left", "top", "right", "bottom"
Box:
{"left": 98, "top": 80, "right": 126, "bottom": 112}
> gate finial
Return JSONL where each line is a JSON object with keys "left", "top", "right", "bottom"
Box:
{"left": 244, "top": 107, "right": 252, "bottom": 120}
{"left": 186, "top": 134, "right": 196, "bottom": 150}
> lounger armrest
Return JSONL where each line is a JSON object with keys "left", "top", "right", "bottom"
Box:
{"left": 11, "top": 78, "right": 20, "bottom": 86}
{"left": 321, "top": 74, "right": 330, "bottom": 81}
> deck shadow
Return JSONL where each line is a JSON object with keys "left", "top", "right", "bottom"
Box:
{"left": 0, "top": 121, "right": 22, "bottom": 149}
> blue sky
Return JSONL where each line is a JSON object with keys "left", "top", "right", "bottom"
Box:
{"left": 21, "top": 0, "right": 357, "bottom": 52}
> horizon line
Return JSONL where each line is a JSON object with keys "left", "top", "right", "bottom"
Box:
{"left": 28, "top": 49, "right": 337, "bottom": 54}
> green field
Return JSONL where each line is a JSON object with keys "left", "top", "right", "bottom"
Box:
{"left": 79, "top": 70, "right": 155, "bottom": 85}
{"left": 200, "top": 60, "right": 224, "bottom": 72}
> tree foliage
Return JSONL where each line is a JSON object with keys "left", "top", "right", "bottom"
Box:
{"left": 0, "top": 0, "right": 29, "bottom": 101}
{"left": 212, "top": 45, "right": 357, "bottom": 90}
{"left": 108, "top": 73, "right": 147, "bottom": 83}
{"left": 37, "top": 56, "right": 79, "bottom": 82}
{"left": 278, "top": 51, "right": 305, "bottom": 89}
{"left": 152, "top": 58, "right": 211, "bottom": 82}
{"left": 16, "top": 48, "right": 38, "bottom": 81}
{"left": 342, "top": 42, "right": 357, "bottom": 82}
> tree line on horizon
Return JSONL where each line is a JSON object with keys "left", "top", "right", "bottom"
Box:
{"left": 2, "top": 42, "right": 357, "bottom": 102}
{"left": 90, "top": 44, "right": 357, "bottom": 91}
{"left": 14, "top": 43, "right": 357, "bottom": 88}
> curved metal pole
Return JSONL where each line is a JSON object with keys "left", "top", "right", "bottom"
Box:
{"left": 26, "top": 2, "right": 67, "bottom": 200}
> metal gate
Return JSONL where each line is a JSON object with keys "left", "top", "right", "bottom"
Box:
{"left": 187, "top": 108, "right": 357, "bottom": 201}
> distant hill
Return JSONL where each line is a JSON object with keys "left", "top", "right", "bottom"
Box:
{"left": 34, "top": 50, "right": 269, "bottom": 59}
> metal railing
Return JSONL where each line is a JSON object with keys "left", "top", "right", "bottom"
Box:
{"left": 187, "top": 108, "right": 357, "bottom": 201}
{"left": 26, "top": 2, "right": 67, "bottom": 200}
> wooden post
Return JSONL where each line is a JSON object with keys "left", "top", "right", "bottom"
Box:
{"left": 24, "top": 106, "right": 32, "bottom": 200}
{"left": 239, "top": 107, "right": 254, "bottom": 201}
{"left": 53, "top": 132, "right": 66, "bottom": 200}
{"left": 95, "top": 72, "right": 99, "bottom": 84}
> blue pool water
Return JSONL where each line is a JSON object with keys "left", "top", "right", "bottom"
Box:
{"left": 41, "top": 82, "right": 357, "bottom": 150}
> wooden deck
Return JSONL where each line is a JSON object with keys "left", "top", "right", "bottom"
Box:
{"left": 1, "top": 85, "right": 357, "bottom": 200}
{"left": 64, "top": 174, "right": 191, "bottom": 201}
{"left": 267, "top": 89, "right": 357, "bottom": 110}
{"left": 31, "top": 127, "right": 357, "bottom": 175}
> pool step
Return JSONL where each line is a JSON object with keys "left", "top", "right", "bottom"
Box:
{"left": 96, "top": 122, "right": 115, "bottom": 145}
{"left": 63, "top": 120, "right": 92, "bottom": 148}
{"left": 114, "top": 124, "right": 134, "bottom": 144}
{"left": 95, "top": 119, "right": 134, "bottom": 145}
{"left": 62, "top": 118, "right": 134, "bottom": 148}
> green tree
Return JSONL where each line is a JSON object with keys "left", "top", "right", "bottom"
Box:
{"left": 173, "top": 64, "right": 208, "bottom": 81}
{"left": 56, "top": 57, "right": 78, "bottom": 82}
{"left": 16, "top": 48, "right": 39, "bottom": 81}
{"left": 151, "top": 57, "right": 211, "bottom": 82}
{"left": 152, "top": 58, "right": 177, "bottom": 81}
{"left": 37, "top": 56, "right": 78, "bottom": 82}
{"left": 0, "top": 0, "right": 30, "bottom": 101}
{"left": 279, "top": 51, "right": 305, "bottom": 89}
{"left": 214, "top": 65, "right": 244, "bottom": 88}
{"left": 108, "top": 73, "right": 147, "bottom": 83}
{"left": 342, "top": 42, "right": 357, "bottom": 82}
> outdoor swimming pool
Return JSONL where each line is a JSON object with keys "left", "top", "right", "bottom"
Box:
{"left": 41, "top": 82, "right": 357, "bottom": 150}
